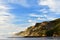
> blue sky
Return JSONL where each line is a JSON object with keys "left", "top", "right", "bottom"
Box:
{"left": 0, "top": 0, "right": 60, "bottom": 35}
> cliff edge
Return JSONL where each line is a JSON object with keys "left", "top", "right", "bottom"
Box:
{"left": 16, "top": 18, "right": 60, "bottom": 37}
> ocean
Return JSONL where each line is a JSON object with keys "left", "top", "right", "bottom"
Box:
{"left": 0, "top": 37, "right": 60, "bottom": 40}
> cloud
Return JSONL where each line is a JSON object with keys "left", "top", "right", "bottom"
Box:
{"left": 42, "top": 14, "right": 57, "bottom": 21}
{"left": 28, "top": 20, "right": 32, "bottom": 23}
{"left": 29, "top": 22, "right": 36, "bottom": 26}
{"left": 28, "top": 20, "right": 36, "bottom": 26}
{"left": 29, "top": 13, "right": 57, "bottom": 21}
{"left": 37, "top": 17, "right": 46, "bottom": 20}
{"left": 0, "top": 5, "right": 14, "bottom": 24}
{"left": 38, "top": 0, "right": 60, "bottom": 13}
{"left": 0, "top": 4, "right": 25, "bottom": 36}
{"left": 29, "top": 13, "right": 44, "bottom": 17}
{"left": 36, "top": 15, "right": 57, "bottom": 22}
{"left": 29, "top": 13, "right": 45, "bottom": 19}
{"left": 0, "top": 24, "right": 24, "bottom": 35}
{"left": 39, "top": 8, "right": 48, "bottom": 13}
{"left": 6, "top": 0, "right": 30, "bottom": 7}
{"left": 38, "top": 0, "right": 56, "bottom": 11}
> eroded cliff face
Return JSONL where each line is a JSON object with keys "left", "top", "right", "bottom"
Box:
{"left": 16, "top": 18, "right": 60, "bottom": 37}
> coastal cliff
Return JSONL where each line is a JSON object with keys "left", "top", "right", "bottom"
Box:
{"left": 16, "top": 18, "right": 60, "bottom": 37}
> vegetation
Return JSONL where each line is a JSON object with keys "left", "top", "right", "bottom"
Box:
{"left": 16, "top": 18, "right": 60, "bottom": 37}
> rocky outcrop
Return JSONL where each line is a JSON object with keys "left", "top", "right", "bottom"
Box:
{"left": 16, "top": 18, "right": 60, "bottom": 37}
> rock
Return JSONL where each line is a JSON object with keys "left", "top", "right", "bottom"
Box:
{"left": 16, "top": 18, "right": 60, "bottom": 37}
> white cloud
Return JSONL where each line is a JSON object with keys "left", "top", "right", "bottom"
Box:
{"left": 39, "top": 8, "right": 48, "bottom": 13}
{"left": 18, "top": 0, "right": 30, "bottom": 7}
{"left": 38, "top": 0, "right": 60, "bottom": 13}
{"left": 28, "top": 20, "right": 32, "bottom": 23}
{"left": 38, "top": 0, "right": 56, "bottom": 11}
{"left": 29, "top": 13, "right": 44, "bottom": 17}
{"left": 43, "top": 15, "right": 57, "bottom": 21}
{"left": 0, "top": 4, "right": 12, "bottom": 9}
{"left": 0, "top": 5, "right": 14, "bottom": 24}
{"left": 55, "top": 13, "right": 60, "bottom": 14}
{"left": 7, "top": 0, "right": 30, "bottom": 7}
{"left": 0, "top": 4, "right": 25, "bottom": 36}
{"left": 37, "top": 17, "right": 46, "bottom": 20}
{"left": 29, "top": 13, "right": 47, "bottom": 20}
{"left": 29, "top": 13, "right": 57, "bottom": 21}
{"left": 48, "top": 17, "right": 57, "bottom": 20}
{"left": 27, "top": 19, "right": 37, "bottom": 26}
{"left": 29, "top": 22, "right": 36, "bottom": 26}
{"left": 0, "top": 24, "right": 25, "bottom": 35}
{"left": 37, "top": 16, "right": 57, "bottom": 21}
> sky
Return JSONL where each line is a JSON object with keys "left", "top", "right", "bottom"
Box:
{"left": 0, "top": 0, "right": 60, "bottom": 35}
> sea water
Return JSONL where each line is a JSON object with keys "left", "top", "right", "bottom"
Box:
{"left": 0, "top": 36, "right": 60, "bottom": 40}
{"left": 0, "top": 35, "right": 60, "bottom": 40}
